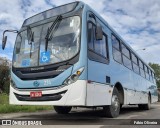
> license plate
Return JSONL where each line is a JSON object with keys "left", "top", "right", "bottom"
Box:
{"left": 30, "top": 92, "right": 42, "bottom": 98}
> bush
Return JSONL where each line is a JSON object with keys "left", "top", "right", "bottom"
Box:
{"left": 0, "top": 65, "right": 10, "bottom": 94}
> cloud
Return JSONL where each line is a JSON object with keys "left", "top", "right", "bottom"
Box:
{"left": 0, "top": 0, "right": 160, "bottom": 64}
{"left": 99, "top": 0, "right": 160, "bottom": 63}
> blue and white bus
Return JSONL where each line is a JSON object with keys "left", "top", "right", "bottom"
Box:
{"left": 2, "top": 1, "right": 158, "bottom": 117}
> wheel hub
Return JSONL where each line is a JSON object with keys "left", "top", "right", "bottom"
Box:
{"left": 111, "top": 95, "right": 119, "bottom": 111}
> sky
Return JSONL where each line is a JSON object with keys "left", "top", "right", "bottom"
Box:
{"left": 0, "top": 0, "right": 160, "bottom": 64}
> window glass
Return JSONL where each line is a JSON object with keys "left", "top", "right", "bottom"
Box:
{"left": 140, "top": 68, "right": 145, "bottom": 78}
{"left": 122, "top": 55, "right": 132, "bottom": 69}
{"left": 146, "top": 73, "right": 150, "bottom": 80}
{"left": 149, "top": 69, "right": 152, "bottom": 81}
{"left": 113, "top": 48, "right": 122, "bottom": 63}
{"left": 88, "top": 22, "right": 108, "bottom": 58}
{"left": 150, "top": 72, "right": 152, "bottom": 81}
{"left": 139, "top": 61, "right": 144, "bottom": 69}
{"left": 23, "top": 2, "right": 78, "bottom": 26}
{"left": 14, "top": 16, "right": 80, "bottom": 68}
{"left": 94, "top": 35, "right": 107, "bottom": 57}
{"left": 122, "top": 44, "right": 130, "bottom": 58}
{"left": 149, "top": 69, "right": 151, "bottom": 75}
{"left": 144, "top": 65, "right": 148, "bottom": 73}
{"left": 133, "top": 63, "right": 139, "bottom": 74}
{"left": 153, "top": 73, "right": 156, "bottom": 83}
{"left": 112, "top": 35, "right": 120, "bottom": 50}
{"left": 131, "top": 53, "right": 138, "bottom": 64}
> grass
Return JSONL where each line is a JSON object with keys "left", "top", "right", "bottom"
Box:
{"left": 0, "top": 93, "right": 52, "bottom": 113}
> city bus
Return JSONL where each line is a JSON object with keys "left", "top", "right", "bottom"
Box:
{"left": 2, "top": 1, "right": 158, "bottom": 118}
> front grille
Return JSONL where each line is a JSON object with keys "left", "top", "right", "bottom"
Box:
{"left": 14, "top": 90, "right": 67, "bottom": 101}
{"left": 12, "top": 64, "right": 72, "bottom": 80}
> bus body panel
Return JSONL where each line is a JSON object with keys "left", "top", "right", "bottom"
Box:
{"left": 86, "top": 82, "right": 113, "bottom": 106}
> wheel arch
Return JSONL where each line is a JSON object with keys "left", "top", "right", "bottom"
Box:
{"left": 113, "top": 82, "right": 124, "bottom": 105}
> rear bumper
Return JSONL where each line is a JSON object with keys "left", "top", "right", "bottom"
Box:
{"left": 10, "top": 80, "right": 87, "bottom": 106}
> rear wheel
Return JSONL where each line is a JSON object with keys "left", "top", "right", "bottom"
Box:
{"left": 138, "top": 94, "right": 151, "bottom": 110}
{"left": 54, "top": 106, "right": 72, "bottom": 114}
{"left": 103, "top": 88, "right": 120, "bottom": 118}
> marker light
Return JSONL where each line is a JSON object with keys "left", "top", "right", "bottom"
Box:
{"left": 63, "top": 67, "right": 84, "bottom": 85}
{"left": 76, "top": 71, "right": 81, "bottom": 75}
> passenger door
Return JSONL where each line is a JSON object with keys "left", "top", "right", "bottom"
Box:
{"left": 87, "top": 13, "right": 111, "bottom": 106}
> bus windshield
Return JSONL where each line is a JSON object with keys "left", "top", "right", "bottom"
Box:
{"left": 13, "top": 16, "right": 80, "bottom": 68}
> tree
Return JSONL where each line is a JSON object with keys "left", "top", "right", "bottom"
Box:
{"left": 0, "top": 61, "right": 10, "bottom": 93}
{"left": 149, "top": 63, "right": 160, "bottom": 88}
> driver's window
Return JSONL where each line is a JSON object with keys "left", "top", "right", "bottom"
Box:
{"left": 88, "top": 22, "right": 108, "bottom": 58}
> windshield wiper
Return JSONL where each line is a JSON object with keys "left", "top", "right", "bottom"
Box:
{"left": 27, "top": 26, "right": 34, "bottom": 58}
{"left": 45, "top": 15, "right": 62, "bottom": 51}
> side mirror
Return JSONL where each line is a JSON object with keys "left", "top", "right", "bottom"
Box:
{"left": 89, "top": 13, "right": 103, "bottom": 40}
{"left": 96, "top": 25, "right": 103, "bottom": 40}
{"left": 2, "top": 36, "right": 7, "bottom": 50}
{"left": 1, "top": 30, "right": 18, "bottom": 50}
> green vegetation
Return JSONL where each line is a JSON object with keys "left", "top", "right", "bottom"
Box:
{"left": 0, "top": 93, "right": 52, "bottom": 113}
{"left": 0, "top": 64, "right": 10, "bottom": 94}
{"left": 149, "top": 63, "right": 160, "bottom": 88}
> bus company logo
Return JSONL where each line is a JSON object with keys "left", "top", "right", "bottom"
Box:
{"left": 33, "top": 81, "right": 40, "bottom": 87}
{"left": 30, "top": 67, "right": 44, "bottom": 71}
{"left": 55, "top": 69, "right": 65, "bottom": 72}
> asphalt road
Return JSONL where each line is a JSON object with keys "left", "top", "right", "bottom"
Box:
{"left": 1, "top": 103, "right": 160, "bottom": 127}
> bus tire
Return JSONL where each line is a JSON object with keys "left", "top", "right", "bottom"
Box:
{"left": 54, "top": 106, "right": 72, "bottom": 114}
{"left": 103, "top": 88, "right": 120, "bottom": 118}
{"left": 138, "top": 95, "right": 151, "bottom": 110}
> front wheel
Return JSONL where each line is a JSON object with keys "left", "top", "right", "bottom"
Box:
{"left": 54, "top": 106, "right": 72, "bottom": 114}
{"left": 103, "top": 88, "right": 120, "bottom": 118}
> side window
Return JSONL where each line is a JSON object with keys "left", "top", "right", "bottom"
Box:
{"left": 112, "top": 35, "right": 120, "bottom": 50}
{"left": 122, "top": 44, "right": 130, "bottom": 58}
{"left": 139, "top": 60, "right": 143, "bottom": 69}
{"left": 121, "top": 44, "right": 132, "bottom": 70}
{"left": 139, "top": 60, "right": 145, "bottom": 78}
{"left": 131, "top": 53, "right": 138, "bottom": 64}
{"left": 88, "top": 22, "right": 109, "bottom": 63}
{"left": 144, "top": 66, "right": 150, "bottom": 80}
{"left": 149, "top": 69, "right": 153, "bottom": 82}
{"left": 151, "top": 71, "right": 153, "bottom": 83}
{"left": 153, "top": 73, "right": 156, "bottom": 84}
{"left": 94, "top": 34, "right": 107, "bottom": 58}
{"left": 112, "top": 35, "right": 122, "bottom": 63}
{"left": 131, "top": 53, "right": 139, "bottom": 74}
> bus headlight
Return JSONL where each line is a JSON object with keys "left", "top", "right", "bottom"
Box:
{"left": 63, "top": 67, "right": 84, "bottom": 85}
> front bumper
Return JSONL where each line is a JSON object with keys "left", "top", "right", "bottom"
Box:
{"left": 10, "top": 80, "right": 87, "bottom": 106}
